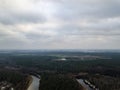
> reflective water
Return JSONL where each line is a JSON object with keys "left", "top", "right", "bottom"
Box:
{"left": 27, "top": 76, "right": 40, "bottom": 90}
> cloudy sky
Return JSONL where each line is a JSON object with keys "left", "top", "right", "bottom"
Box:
{"left": 0, "top": 0, "right": 120, "bottom": 50}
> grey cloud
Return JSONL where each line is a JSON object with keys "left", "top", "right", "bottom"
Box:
{"left": 55, "top": 0, "right": 120, "bottom": 21}
{"left": 0, "top": 12, "right": 46, "bottom": 25}
{"left": 0, "top": 0, "right": 120, "bottom": 49}
{"left": 25, "top": 32, "right": 51, "bottom": 40}
{"left": 57, "top": 21, "right": 120, "bottom": 36}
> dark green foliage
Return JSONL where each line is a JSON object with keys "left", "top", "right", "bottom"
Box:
{"left": 40, "top": 74, "right": 83, "bottom": 90}
{"left": 0, "top": 52, "right": 120, "bottom": 74}
{"left": 0, "top": 70, "right": 25, "bottom": 85}
{"left": 85, "top": 74, "right": 120, "bottom": 90}
{"left": 0, "top": 70, "right": 31, "bottom": 90}
{"left": 0, "top": 51, "right": 120, "bottom": 90}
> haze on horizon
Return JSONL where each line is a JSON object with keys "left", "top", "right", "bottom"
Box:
{"left": 0, "top": 0, "right": 120, "bottom": 50}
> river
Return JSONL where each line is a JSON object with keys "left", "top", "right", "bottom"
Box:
{"left": 27, "top": 76, "right": 94, "bottom": 90}
{"left": 27, "top": 76, "right": 40, "bottom": 90}
{"left": 77, "top": 79, "right": 93, "bottom": 90}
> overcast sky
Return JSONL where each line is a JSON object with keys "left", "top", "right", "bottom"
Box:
{"left": 0, "top": 0, "right": 120, "bottom": 50}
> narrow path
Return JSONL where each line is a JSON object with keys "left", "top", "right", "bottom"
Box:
{"left": 27, "top": 76, "right": 40, "bottom": 90}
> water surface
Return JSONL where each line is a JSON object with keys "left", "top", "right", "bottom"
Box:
{"left": 27, "top": 76, "right": 40, "bottom": 90}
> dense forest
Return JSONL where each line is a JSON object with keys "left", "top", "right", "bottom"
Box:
{"left": 40, "top": 74, "right": 84, "bottom": 90}
{"left": 0, "top": 52, "right": 120, "bottom": 74}
{"left": 0, "top": 51, "right": 120, "bottom": 90}
{"left": 79, "top": 74, "right": 120, "bottom": 90}
{"left": 0, "top": 70, "right": 32, "bottom": 90}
